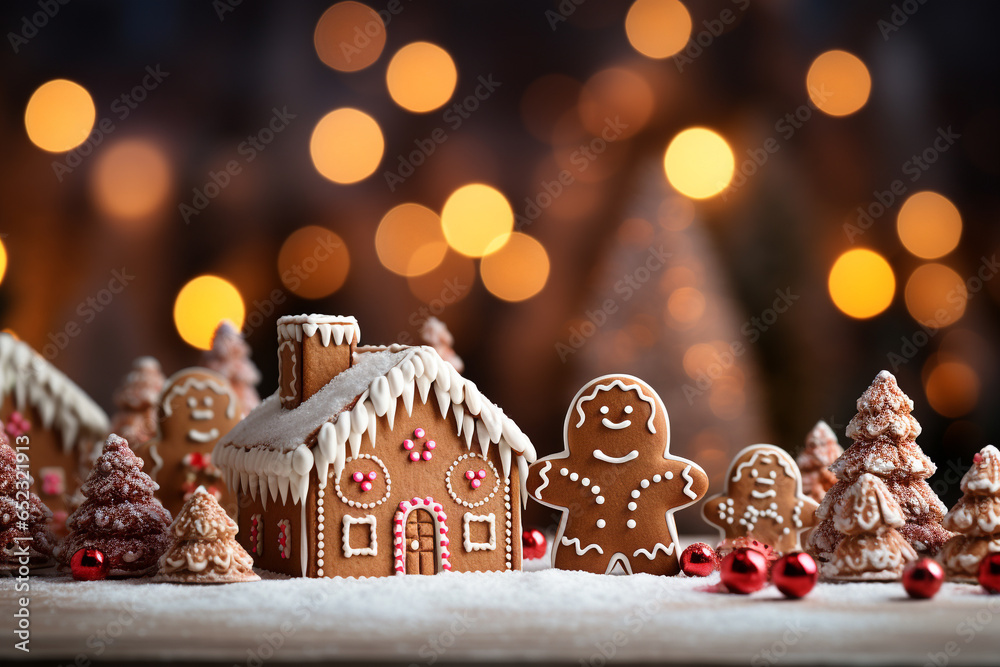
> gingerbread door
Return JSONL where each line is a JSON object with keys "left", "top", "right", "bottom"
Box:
{"left": 405, "top": 509, "right": 439, "bottom": 575}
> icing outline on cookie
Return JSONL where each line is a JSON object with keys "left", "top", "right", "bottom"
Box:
{"left": 593, "top": 449, "right": 639, "bottom": 464}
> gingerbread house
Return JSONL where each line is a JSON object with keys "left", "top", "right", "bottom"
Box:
{"left": 213, "top": 315, "right": 537, "bottom": 577}
{"left": 0, "top": 333, "right": 109, "bottom": 527}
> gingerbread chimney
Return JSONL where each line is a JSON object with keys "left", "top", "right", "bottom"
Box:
{"left": 276, "top": 315, "right": 360, "bottom": 410}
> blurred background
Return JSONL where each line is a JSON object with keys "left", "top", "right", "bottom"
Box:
{"left": 1, "top": 0, "right": 998, "bottom": 528}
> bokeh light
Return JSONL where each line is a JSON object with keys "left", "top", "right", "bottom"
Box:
{"left": 924, "top": 360, "right": 979, "bottom": 417}
{"left": 309, "top": 108, "right": 384, "bottom": 184}
{"left": 278, "top": 225, "right": 350, "bottom": 298}
{"left": 667, "top": 286, "right": 706, "bottom": 326}
{"left": 314, "top": 2, "right": 386, "bottom": 72}
{"left": 375, "top": 203, "right": 448, "bottom": 277}
{"left": 625, "top": 0, "right": 692, "bottom": 59}
{"left": 897, "top": 191, "right": 962, "bottom": 259}
{"left": 173, "top": 276, "right": 245, "bottom": 350}
{"left": 578, "top": 67, "right": 653, "bottom": 139}
{"left": 904, "top": 263, "right": 966, "bottom": 328}
{"left": 663, "top": 128, "right": 735, "bottom": 199}
{"left": 24, "top": 79, "right": 96, "bottom": 153}
{"left": 480, "top": 232, "right": 550, "bottom": 302}
{"left": 806, "top": 50, "right": 871, "bottom": 117}
{"left": 828, "top": 249, "right": 895, "bottom": 318}
{"left": 407, "top": 249, "right": 476, "bottom": 305}
{"left": 441, "top": 184, "right": 514, "bottom": 257}
{"left": 0, "top": 238, "right": 7, "bottom": 286}
{"left": 386, "top": 42, "right": 457, "bottom": 113}
{"left": 92, "top": 139, "right": 171, "bottom": 224}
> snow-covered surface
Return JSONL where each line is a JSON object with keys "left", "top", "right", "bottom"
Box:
{"left": 4, "top": 539, "right": 1000, "bottom": 665}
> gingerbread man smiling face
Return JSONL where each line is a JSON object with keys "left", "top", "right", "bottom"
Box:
{"left": 526, "top": 374, "right": 709, "bottom": 575}
{"left": 703, "top": 444, "right": 819, "bottom": 554}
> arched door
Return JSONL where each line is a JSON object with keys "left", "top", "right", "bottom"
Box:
{"left": 405, "top": 508, "right": 439, "bottom": 575}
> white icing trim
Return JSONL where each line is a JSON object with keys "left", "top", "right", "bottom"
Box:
{"left": 462, "top": 512, "right": 496, "bottom": 552}
{"left": 601, "top": 418, "right": 631, "bottom": 430}
{"left": 574, "top": 378, "right": 657, "bottom": 434}
{"left": 161, "top": 370, "right": 237, "bottom": 420}
{"left": 732, "top": 447, "right": 796, "bottom": 482}
{"left": 633, "top": 543, "right": 676, "bottom": 560}
{"left": 445, "top": 453, "right": 500, "bottom": 508}
{"left": 561, "top": 536, "right": 603, "bottom": 556}
{"left": 593, "top": 449, "right": 638, "bottom": 464}
{"left": 278, "top": 340, "right": 298, "bottom": 407}
{"left": 334, "top": 454, "right": 391, "bottom": 508}
{"left": 342, "top": 515, "right": 378, "bottom": 557}
{"left": 0, "top": 333, "right": 109, "bottom": 454}
{"left": 535, "top": 461, "right": 552, "bottom": 498}
{"left": 393, "top": 497, "right": 451, "bottom": 575}
{"left": 277, "top": 519, "right": 291, "bottom": 560}
{"left": 187, "top": 428, "right": 220, "bottom": 443}
{"left": 681, "top": 464, "right": 698, "bottom": 499}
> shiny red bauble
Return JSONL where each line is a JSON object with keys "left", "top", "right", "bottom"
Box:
{"left": 522, "top": 528, "right": 547, "bottom": 560}
{"left": 70, "top": 548, "right": 109, "bottom": 581}
{"left": 903, "top": 557, "right": 944, "bottom": 599}
{"left": 720, "top": 547, "right": 769, "bottom": 594}
{"left": 680, "top": 542, "right": 718, "bottom": 577}
{"left": 978, "top": 553, "right": 1000, "bottom": 594}
{"left": 772, "top": 552, "right": 819, "bottom": 599}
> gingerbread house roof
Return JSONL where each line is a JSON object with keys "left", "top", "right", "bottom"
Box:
{"left": 214, "top": 343, "right": 537, "bottom": 509}
{"left": 0, "top": 333, "right": 109, "bottom": 452}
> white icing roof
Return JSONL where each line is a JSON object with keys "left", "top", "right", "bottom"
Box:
{"left": 214, "top": 344, "right": 536, "bottom": 509}
{"left": 0, "top": 333, "right": 110, "bottom": 453}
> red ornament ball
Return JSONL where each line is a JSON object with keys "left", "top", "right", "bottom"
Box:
{"left": 522, "top": 528, "right": 547, "bottom": 560}
{"left": 721, "top": 547, "right": 769, "bottom": 594}
{"left": 772, "top": 552, "right": 819, "bottom": 599}
{"left": 680, "top": 542, "right": 718, "bottom": 577}
{"left": 70, "top": 548, "right": 109, "bottom": 581}
{"left": 903, "top": 558, "right": 945, "bottom": 599}
{"left": 978, "top": 553, "right": 1000, "bottom": 594}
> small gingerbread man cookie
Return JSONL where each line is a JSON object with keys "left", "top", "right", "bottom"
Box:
{"left": 525, "top": 374, "right": 709, "bottom": 575}
{"left": 703, "top": 444, "right": 818, "bottom": 554}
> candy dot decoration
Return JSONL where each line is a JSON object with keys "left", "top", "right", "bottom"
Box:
{"left": 903, "top": 557, "right": 944, "bottom": 599}
{"left": 70, "top": 548, "right": 109, "bottom": 581}
{"left": 361, "top": 481, "right": 373, "bottom": 492}
{"left": 720, "top": 547, "right": 769, "bottom": 594}
{"left": 978, "top": 553, "right": 1000, "bottom": 594}
{"left": 352, "top": 472, "right": 364, "bottom": 483}
{"left": 403, "top": 439, "right": 414, "bottom": 450}
{"left": 679, "top": 542, "right": 718, "bottom": 577}
{"left": 409, "top": 452, "right": 420, "bottom": 462}
{"left": 425, "top": 440, "right": 436, "bottom": 450}
{"left": 414, "top": 428, "right": 425, "bottom": 438}
{"left": 772, "top": 552, "right": 819, "bottom": 599}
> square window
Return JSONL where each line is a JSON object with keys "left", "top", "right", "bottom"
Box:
{"left": 462, "top": 512, "right": 496, "bottom": 552}
{"left": 342, "top": 515, "right": 377, "bottom": 557}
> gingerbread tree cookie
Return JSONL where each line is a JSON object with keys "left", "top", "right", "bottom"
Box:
{"left": 809, "top": 371, "right": 950, "bottom": 571}
{"left": 154, "top": 486, "right": 259, "bottom": 584}
{"left": 939, "top": 445, "right": 1000, "bottom": 582}
{"left": 824, "top": 472, "right": 917, "bottom": 580}
{"left": 797, "top": 421, "right": 843, "bottom": 503}
{"left": 202, "top": 321, "right": 261, "bottom": 417}
{"left": 525, "top": 374, "right": 709, "bottom": 575}
{"left": 703, "top": 444, "right": 818, "bottom": 554}
{"left": 57, "top": 434, "right": 172, "bottom": 577}
{"left": 110, "top": 357, "right": 166, "bottom": 451}
{"left": 0, "top": 427, "right": 56, "bottom": 572}
{"left": 421, "top": 316, "right": 464, "bottom": 373}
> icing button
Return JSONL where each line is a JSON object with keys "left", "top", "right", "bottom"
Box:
{"left": 626, "top": 520, "right": 636, "bottom": 529}
{"left": 596, "top": 519, "right": 606, "bottom": 528}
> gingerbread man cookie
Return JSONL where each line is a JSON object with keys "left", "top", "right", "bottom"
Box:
{"left": 141, "top": 368, "right": 242, "bottom": 518}
{"left": 703, "top": 444, "right": 818, "bottom": 554}
{"left": 525, "top": 374, "right": 709, "bottom": 575}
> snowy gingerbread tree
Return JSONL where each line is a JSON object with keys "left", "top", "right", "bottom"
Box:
{"left": 825, "top": 472, "right": 917, "bottom": 580}
{"left": 809, "top": 371, "right": 950, "bottom": 576}
{"left": 155, "top": 486, "right": 259, "bottom": 583}
{"left": 797, "top": 420, "right": 843, "bottom": 503}
{"left": 421, "top": 316, "right": 464, "bottom": 372}
{"left": 0, "top": 427, "right": 56, "bottom": 572}
{"left": 939, "top": 445, "right": 1000, "bottom": 582}
{"left": 57, "top": 434, "right": 172, "bottom": 577}
{"left": 202, "top": 320, "right": 261, "bottom": 416}
{"left": 110, "top": 356, "right": 166, "bottom": 450}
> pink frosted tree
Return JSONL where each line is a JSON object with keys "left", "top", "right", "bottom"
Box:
{"left": 939, "top": 445, "right": 1000, "bottom": 581}
{"left": 797, "top": 420, "right": 843, "bottom": 503}
{"left": 202, "top": 320, "right": 261, "bottom": 416}
{"left": 57, "top": 434, "right": 172, "bottom": 577}
{"left": 0, "top": 427, "right": 56, "bottom": 572}
{"left": 110, "top": 356, "right": 166, "bottom": 450}
{"left": 421, "top": 316, "right": 464, "bottom": 372}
